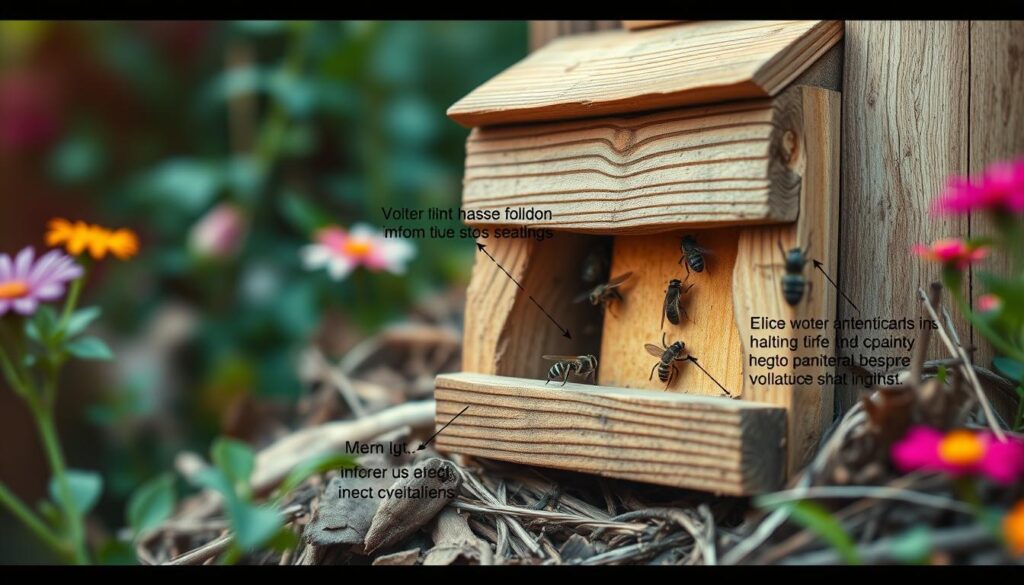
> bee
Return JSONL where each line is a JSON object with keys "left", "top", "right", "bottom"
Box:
{"left": 580, "top": 249, "right": 609, "bottom": 285}
{"left": 778, "top": 240, "right": 812, "bottom": 306}
{"left": 679, "top": 235, "right": 710, "bottom": 276}
{"left": 574, "top": 272, "right": 633, "bottom": 315}
{"left": 542, "top": 354, "right": 598, "bottom": 386}
{"left": 645, "top": 332, "right": 692, "bottom": 387}
{"left": 662, "top": 278, "right": 695, "bottom": 329}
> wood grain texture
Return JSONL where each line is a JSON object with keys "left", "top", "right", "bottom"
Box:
{"left": 969, "top": 21, "right": 1024, "bottom": 375}
{"left": 434, "top": 373, "right": 786, "bottom": 495}
{"left": 461, "top": 92, "right": 806, "bottom": 234}
{"left": 529, "top": 21, "right": 621, "bottom": 51}
{"left": 839, "top": 22, "right": 969, "bottom": 410}
{"left": 621, "top": 21, "right": 684, "bottom": 31}
{"left": 449, "top": 20, "right": 843, "bottom": 127}
{"left": 461, "top": 233, "right": 605, "bottom": 379}
{"left": 734, "top": 86, "right": 840, "bottom": 474}
{"left": 598, "top": 229, "right": 744, "bottom": 398}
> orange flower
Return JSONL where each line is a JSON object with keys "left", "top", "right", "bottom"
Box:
{"left": 46, "top": 218, "right": 138, "bottom": 260}
{"left": 1005, "top": 501, "right": 1024, "bottom": 557}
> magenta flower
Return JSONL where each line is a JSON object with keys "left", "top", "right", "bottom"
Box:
{"left": 892, "top": 426, "right": 1024, "bottom": 485}
{"left": 300, "top": 224, "right": 415, "bottom": 281}
{"left": 0, "top": 247, "right": 83, "bottom": 316}
{"left": 912, "top": 238, "right": 988, "bottom": 270}
{"left": 933, "top": 158, "right": 1024, "bottom": 215}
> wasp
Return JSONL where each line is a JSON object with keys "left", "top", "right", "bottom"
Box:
{"left": 542, "top": 354, "right": 598, "bottom": 386}
{"left": 662, "top": 278, "right": 695, "bottom": 329}
{"left": 679, "top": 235, "right": 710, "bottom": 276}
{"left": 574, "top": 272, "right": 633, "bottom": 315}
{"left": 645, "top": 332, "right": 692, "bottom": 387}
{"left": 778, "top": 240, "right": 812, "bottom": 306}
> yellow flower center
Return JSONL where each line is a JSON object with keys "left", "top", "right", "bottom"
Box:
{"left": 938, "top": 430, "right": 985, "bottom": 466}
{"left": 343, "top": 239, "right": 374, "bottom": 258}
{"left": 0, "top": 281, "right": 29, "bottom": 300}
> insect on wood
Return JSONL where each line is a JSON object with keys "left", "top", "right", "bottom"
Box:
{"left": 778, "top": 240, "right": 812, "bottom": 306}
{"left": 542, "top": 354, "right": 598, "bottom": 386}
{"left": 662, "top": 278, "right": 695, "bottom": 329}
{"left": 645, "top": 332, "right": 692, "bottom": 387}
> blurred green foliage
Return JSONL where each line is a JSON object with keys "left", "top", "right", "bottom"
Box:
{"left": 1, "top": 20, "right": 526, "bottom": 546}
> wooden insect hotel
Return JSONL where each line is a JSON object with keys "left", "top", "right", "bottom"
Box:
{"left": 435, "top": 20, "right": 843, "bottom": 495}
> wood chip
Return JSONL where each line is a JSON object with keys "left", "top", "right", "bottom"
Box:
{"left": 363, "top": 458, "right": 462, "bottom": 554}
{"left": 302, "top": 455, "right": 396, "bottom": 550}
{"left": 372, "top": 548, "right": 421, "bottom": 566}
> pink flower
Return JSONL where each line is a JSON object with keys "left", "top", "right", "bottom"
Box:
{"left": 189, "top": 203, "right": 248, "bottom": 260}
{"left": 978, "top": 294, "right": 1002, "bottom": 313}
{"left": 300, "top": 223, "right": 415, "bottom": 281}
{"left": 933, "top": 158, "right": 1024, "bottom": 215}
{"left": 891, "top": 426, "right": 1024, "bottom": 484}
{"left": 912, "top": 238, "right": 988, "bottom": 270}
{"left": 0, "top": 247, "right": 83, "bottom": 316}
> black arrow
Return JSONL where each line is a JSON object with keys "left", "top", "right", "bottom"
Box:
{"left": 687, "top": 356, "right": 732, "bottom": 397}
{"left": 812, "top": 259, "right": 860, "bottom": 314}
{"left": 417, "top": 405, "right": 469, "bottom": 451}
{"left": 477, "top": 242, "right": 572, "bottom": 339}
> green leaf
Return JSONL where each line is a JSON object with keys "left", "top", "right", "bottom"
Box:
{"left": 211, "top": 437, "right": 255, "bottom": 495}
{"left": 190, "top": 467, "right": 235, "bottom": 499}
{"left": 936, "top": 365, "right": 948, "bottom": 384}
{"left": 229, "top": 502, "right": 282, "bottom": 550}
{"left": 63, "top": 306, "right": 102, "bottom": 339}
{"left": 65, "top": 336, "right": 114, "bottom": 360}
{"left": 994, "top": 356, "right": 1024, "bottom": 383}
{"left": 761, "top": 500, "right": 861, "bottom": 565}
{"left": 49, "top": 130, "right": 105, "bottom": 184}
{"left": 277, "top": 453, "right": 357, "bottom": 497}
{"left": 96, "top": 538, "right": 137, "bottom": 565}
{"left": 50, "top": 469, "right": 103, "bottom": 517}
{"left": 126, "top": 473, "right": 176, "bottom": 536}
{"left": 26, "top": 306, "right": 58, "bottom": 344}
{"left": 889, "top": 525, "right": 932, "bottom": 564}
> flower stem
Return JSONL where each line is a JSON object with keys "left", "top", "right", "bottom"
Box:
{"left": 58, "top": 264, "right": 89, "bottom": 331}
{"left": 0, "top": 480, "right": 69, "bottom": 558}
{"left": 32, "top": 404, "right": 89, "bottom": 565}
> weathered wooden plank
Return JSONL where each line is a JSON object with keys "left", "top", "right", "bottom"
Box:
{"left": 734, "top": 86, "right": 840, "bottom": 474}
{"left": 969, "top": 21, "right": 1024, "bottom": 376}
{"left": 838, "top": 22, "right": 969, "bottom": 411}
{"left": 462, "top": 91, "right": 806, "bottom": 234}
{"left": 449, "top": 20, "right": 843, "bottom": 127}
{"left": 434, "top": 373, "right": 787, "bottom": 495}
{"left": 598, "top": 228, "right": 745, "bottom": 397}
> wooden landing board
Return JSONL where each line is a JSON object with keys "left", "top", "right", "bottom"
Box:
{"left": 462, "top": 92, "right": 805, "bottom": 234}
{"left": 434, "top": 373, "right": 786, "bottom": 495}
{"left": 448, "top": 20, "right": 843, "bottom": 127}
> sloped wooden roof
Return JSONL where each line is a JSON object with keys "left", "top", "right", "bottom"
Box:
{"left": 448, "top": 20, "right": 843, "bottom": 127}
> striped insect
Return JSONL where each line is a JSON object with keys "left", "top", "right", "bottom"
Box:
{"left": 542, "top": 354, "right": 598, "bottom": 386}
{"left": 679, "top": 235, "right": 710, "bottom": 276}
{"left": 645, "top": 332, "right": 691, "bottom": 387}
{"left": 662, "top": 278, "right": 695, "bottom": 329}
{"left": 778, "top": 240, "right": 812, "bottom": 306}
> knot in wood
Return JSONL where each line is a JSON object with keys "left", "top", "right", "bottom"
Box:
{"left": 611, "top": 128, "right": 635, "bottom": 153}
{"left": 781, "top": 129, "right": 799, "bottom": 166}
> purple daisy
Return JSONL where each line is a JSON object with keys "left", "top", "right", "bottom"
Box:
{"left": 0, "top": 247, "right": 83, "bottom": 316}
